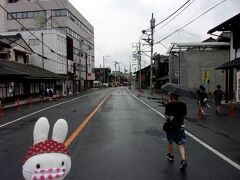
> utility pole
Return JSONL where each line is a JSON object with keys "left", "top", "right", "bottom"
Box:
{"left": 100, "top": 64, "right": 102, "bottom": 82}
{"left": 103, "top": 56, "right": 105, "bottom": 83}
{"left": 114, "top": 62, "right": 118, "bottom": 84}
{"left": 129, "top": 57, "right": 132, "bottom": 87}
{"left": 150, "top": 13, "right": 155, "bottom": 95}
{"left": 138, "top": 41, "right": 142, "bottom": 89}
{"left": 41, "top": 32, "right": 44, "bottom": 69}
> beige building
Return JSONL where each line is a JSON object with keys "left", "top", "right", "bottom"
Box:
{"left": 168, "top": 42, "right": 230, "bottom": 93}
{"left": 0, "top": 0, "right": 95, "bottom": 92}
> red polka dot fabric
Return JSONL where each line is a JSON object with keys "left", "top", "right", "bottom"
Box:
{"left": 23, "top": 140, "right": 70, "bottom": 164}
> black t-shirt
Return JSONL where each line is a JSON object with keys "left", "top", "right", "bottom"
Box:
{"left": 213, "top": 89, "right": 223, "bottom": 101}
{"left": 165, "top": 101, "right": 187, "bottom": 129}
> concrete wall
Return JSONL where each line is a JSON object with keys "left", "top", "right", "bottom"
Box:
{"left": 181, "top": 49, "right": 229, "bottom": 93}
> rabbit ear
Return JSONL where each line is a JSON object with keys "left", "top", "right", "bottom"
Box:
{"left": 33, "top": 117, "right": 50, "bottom": 144}
{"left": 52, "top": 119, "right": 68, "bottom": 143}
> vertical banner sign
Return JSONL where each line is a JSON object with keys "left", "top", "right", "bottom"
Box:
{"left": 35, "top": 11, "right": 46, "bottom": 30}
{"left": 236, "top": 71, "right": 240, "bottom": 102}
{"left": 202, "top": 71, "right": 209, "bottom": 87}
{"left": 35, "top": 15, "right": 40, "bottom": 30}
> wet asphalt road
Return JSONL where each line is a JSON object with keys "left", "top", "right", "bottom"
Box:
{"left": 0, "top": 87, "right": 240, "bottom": 180}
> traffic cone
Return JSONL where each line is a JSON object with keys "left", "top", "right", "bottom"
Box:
{"left": 29, "top": 96, "right": 32, "bottom": 108}
{"left": 17, "top": 99, "right": 20, "bottom": 111}
{"left": 0, "top": 105, "right": 3, "bottom": 116}
{"left": 229, "top": 100, "right": 236, "bottom": 117}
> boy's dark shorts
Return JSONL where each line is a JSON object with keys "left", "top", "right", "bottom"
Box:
{"left": 167, "top": 127, "right": 186, "bottom": 145}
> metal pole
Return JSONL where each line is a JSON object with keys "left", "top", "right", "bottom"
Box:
{"left": 150, "top": 13, "right": 155, "bottom": 95}
{"left": 103, "top": 56, "right": 105, "bottom": 83}
{"left": 114, "top": 62, "right": 117, "bottom": 84}
{"left": 129, "top": 57, "right": 132, "bottom": 87}
{"left": 41, "top": 32, "right": 44, "bottom": 69}
{"left": 139, "top": 42, "right": 142, "bottom": 89}
{"left": 79, "top": 40, "right": 82, "bottom": 92}
{"left": 100, "top": 64, "right": 102, "bottom": 82}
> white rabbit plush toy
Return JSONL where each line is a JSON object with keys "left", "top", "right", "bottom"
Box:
{"left": 22, "top": 117, "right": 71, "bottom": 180}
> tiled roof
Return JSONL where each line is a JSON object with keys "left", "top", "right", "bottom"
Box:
{"left": 0, "top": 60, "right": 64, "bottom": 80}
{"left": 208, "top": 13, "right": 240, "bottom": 34}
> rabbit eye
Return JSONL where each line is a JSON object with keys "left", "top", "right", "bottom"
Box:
{"left": 62, "top": 161, "right": 64, "bottom": 166}
{"left": 36, "top": 164, "right": 40, "bottom": 169}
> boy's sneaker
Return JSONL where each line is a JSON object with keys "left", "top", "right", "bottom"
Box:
{"left": 180, "top": 160, "right": 187, "bottom": 170}
{"left": 166, "top": 153, "right": 175, "bottom": 161}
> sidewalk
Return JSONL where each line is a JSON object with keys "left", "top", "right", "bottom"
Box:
{"left": 131, "top": 87, "right": 240, "bottom": 119}
{"left": 0, "top": 88, "right": 98, "bottom": 110}
{"left": 129, "top": 87, "right": 240, "bottom": 145}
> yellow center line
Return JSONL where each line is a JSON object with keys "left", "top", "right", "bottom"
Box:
{"left": 64, "top": 92, "right": 112, "bottom": 147}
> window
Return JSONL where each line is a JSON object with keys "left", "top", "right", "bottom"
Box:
{"left": 29, "top": 39, "right": 40, "bottom": 46}
{"left": 55, "top": 10, "right": 61, "bottom": 16}
{"left": 0, "top": 83, "right": 6, "bottom": 98}
{"left": 8, "top": 0, "right": 18, "bottom": 3}
{"left": 7, "top": 13, "right": 13, "bottom": 20}
{"left": 35, "top": 83, "right": 39, "bottom": 93}
{"left": 60, "top": 9, "right": 67, "bottom": 16}
{"left": 51, "top": 10, "right": 56, "bottom": 17}
{"left": 17, "top": 12, "right": 22, "bottom": 19}
{"left": 30, "top": 83, "right": 35, "bottom": 94}
{"left": 22, "top": 12, "right": 28, "bottom": 19}
{"left": 28, "top": 11, "right": 33, "bottom": 18}
{"left": 11, "top": 13, "right": 17, "bottom": 19}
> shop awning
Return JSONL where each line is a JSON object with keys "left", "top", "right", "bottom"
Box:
{"left": 215, "top": 57, "right": 240, "bottom": 69}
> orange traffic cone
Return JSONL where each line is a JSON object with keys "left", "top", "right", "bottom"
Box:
{"left": 229, "top": 100, "right": 236, "bottom": 117}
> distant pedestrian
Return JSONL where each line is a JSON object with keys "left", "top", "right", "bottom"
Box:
{"left": 44, "top": 88, "right": 49, "bottom": 99}
{"left": 197, "top": 85, "right": 208, "bottom": 116}
{"left": 213, "top": 85, "right": 223, "bottom": 113}
{"left": 49, "top": 88, "right": 54, "bottom": 101}
{"left": 164, "top": 93, "right": 187, "bottom": 171}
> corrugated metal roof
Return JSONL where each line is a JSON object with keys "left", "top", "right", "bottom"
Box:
{"left": 167, "top": 42, "right": 230, "bottom": 54}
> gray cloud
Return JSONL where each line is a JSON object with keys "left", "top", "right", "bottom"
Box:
{"left": 69, "top": 0, "right": 240, "bottom": 71}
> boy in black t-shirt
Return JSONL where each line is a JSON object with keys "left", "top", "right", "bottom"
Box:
{"left": 213, "top": 85, "right": 223, "bottom": 113}
{"left": 165, "top": 93, "right": 187, "bottom": 170}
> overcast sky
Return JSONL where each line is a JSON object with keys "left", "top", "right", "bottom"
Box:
{"left": 69, "top": 0, "right": 240, "bottom": 72}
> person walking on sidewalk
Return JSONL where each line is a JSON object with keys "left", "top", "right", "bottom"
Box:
{"left": 197, "top": 85, "right": 208, "bottom": 116}
{"left": 164, "top": 93, "right": 187, "bottom": 171}
{"left": 213, "top": 85, "right": 223, "bottom": 113}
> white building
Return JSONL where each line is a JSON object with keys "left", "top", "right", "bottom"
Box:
{"left": 0, "top": 0, "right": 95, "bottom": 93}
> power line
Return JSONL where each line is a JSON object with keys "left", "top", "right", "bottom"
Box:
{"left": 144, "top": 0, "right": 191, "bottom": 31}
{"left": 155, "top": 0, "right": 191, "bottom": 27}
{"left": 154, "top": 0, "right": 226, "bottom": 44}
{"left": 0, "top": 4, "right": 67, "bottom": 60}
{"left": 155, "top": 0, "right": 197, "bottom": 33}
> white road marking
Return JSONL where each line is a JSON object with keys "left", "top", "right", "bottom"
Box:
{"left": 0, "top": 93, "right": 92, "bottom": 128}
{"left": 128, "top": 89, "right": 240, "bottom": 171}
